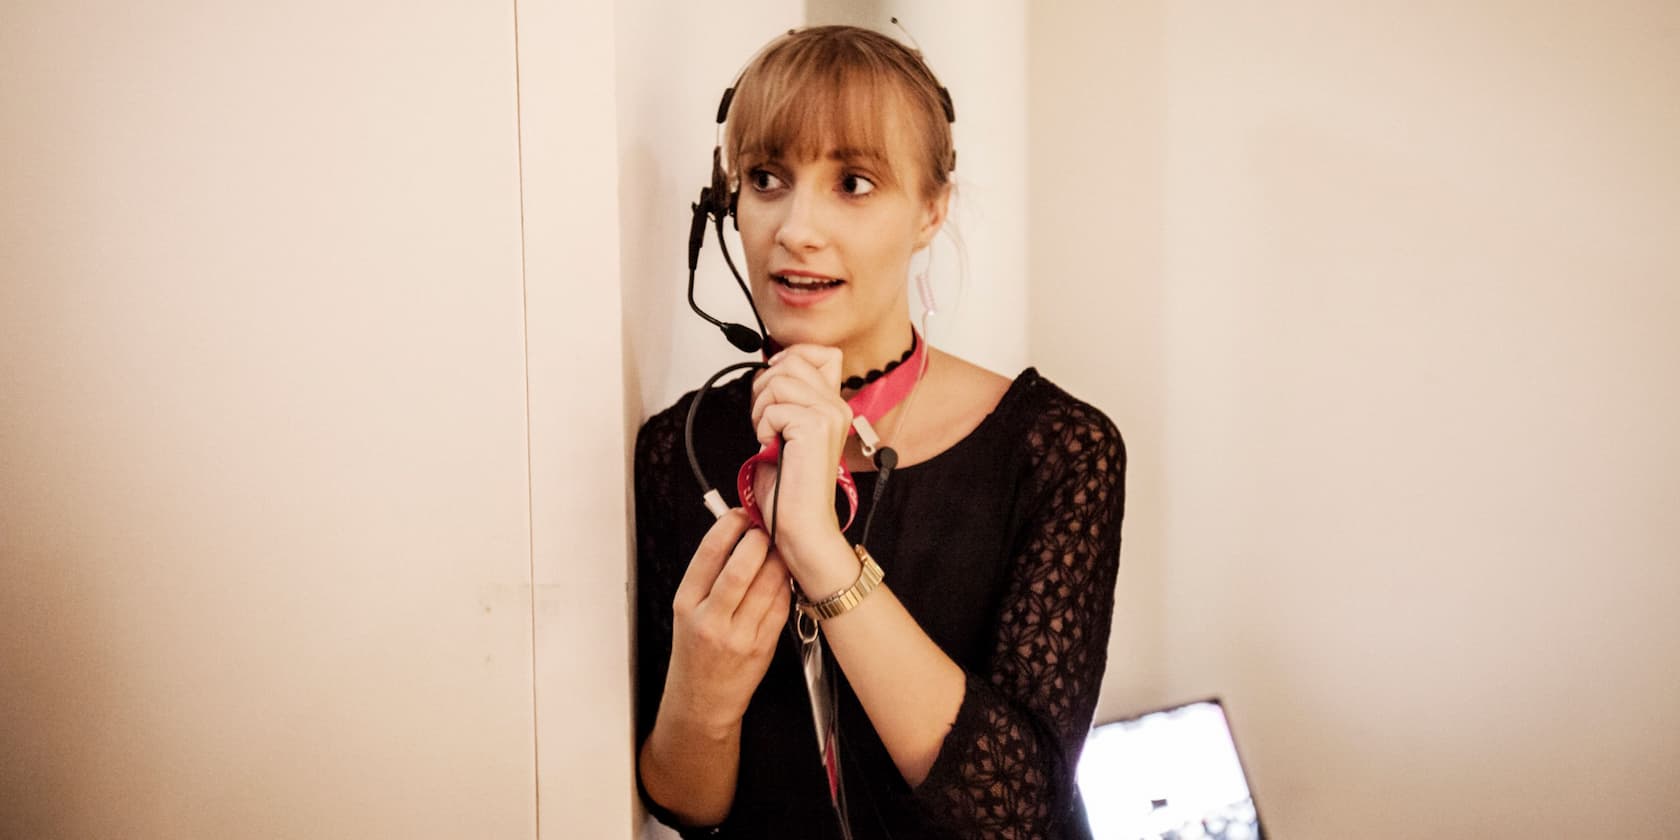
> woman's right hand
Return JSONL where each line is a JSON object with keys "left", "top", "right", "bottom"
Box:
{"left": 660, "top": 508, "right": 791, "bottom": 735}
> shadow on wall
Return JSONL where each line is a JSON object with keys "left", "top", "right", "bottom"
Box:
{"left": 1, "top": 546, "right": 108, "bottom": 835}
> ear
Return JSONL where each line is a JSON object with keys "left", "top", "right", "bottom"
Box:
{"left": 913, "top": 182, "right": 952, "bottom": 252}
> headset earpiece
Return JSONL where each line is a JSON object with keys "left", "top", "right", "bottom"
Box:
{"left": 688, "top": 188, "right": 711, "bottom": 271}
{"left": 701, "top": 147, "right": 732, "bottom": 222}
{"left": 716, "top": 87, "right": 735, "bottom": 125}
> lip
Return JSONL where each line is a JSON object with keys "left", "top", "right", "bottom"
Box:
{"left": 769, "top": 270, "right": 845, "bottom": 308}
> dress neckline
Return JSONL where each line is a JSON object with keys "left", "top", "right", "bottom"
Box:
{"left": 847, "top": 366, "right": 1039, "bottom": 479}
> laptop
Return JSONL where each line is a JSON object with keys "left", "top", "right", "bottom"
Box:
{"left": 1077, "top": 698, "right": 1266, "bottom": 840}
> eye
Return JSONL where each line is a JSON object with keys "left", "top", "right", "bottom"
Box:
{"left": 748, "top": 168, "right": 785, "bottom": 192}
{"left": 840, "top": 173, "right": 876, "bottom": 197}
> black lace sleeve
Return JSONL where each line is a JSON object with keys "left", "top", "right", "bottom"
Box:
{"left": 631, "top": 404, "right": 722, "bottom": 837}
{"left": 633, "top": 408, "right": 678, "bottom": 749}
{"left": 913, "top": 396, "right": 1127, "bottom": 839}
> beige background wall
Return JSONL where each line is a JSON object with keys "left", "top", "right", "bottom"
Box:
{"left": 518, "top": 2, "right": 637, "bottom": 837}
{"left": 1032, "top": 2, "right": 1680, "bottom": 837}
{"left": 1, "top": 1, "right": 631, "bottom": 838}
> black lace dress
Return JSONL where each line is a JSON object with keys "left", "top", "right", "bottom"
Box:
{"left": 634, "top": 367, "right": 1127, "bottom": 840}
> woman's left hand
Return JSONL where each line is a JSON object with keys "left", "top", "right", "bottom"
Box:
{"left": 749, "top": 344, "right": 851, "bottom": 568}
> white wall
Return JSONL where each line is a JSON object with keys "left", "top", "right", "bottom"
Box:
{"left": 517, "top": 2, "right": 637, "bottom": 837}
{"left": 0, "top": 2, "right": 631, "bottom": 838}
{"left": 1034, "top": 2, "right": 1680, "bottom": 837}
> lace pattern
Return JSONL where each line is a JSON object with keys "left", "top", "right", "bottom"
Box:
{"left": 914, "top": 397, "right": 1126, "bottom": 838}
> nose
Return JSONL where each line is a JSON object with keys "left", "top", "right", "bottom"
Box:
{"left": 774, "top": 183, "right": 826, "bottom": 253}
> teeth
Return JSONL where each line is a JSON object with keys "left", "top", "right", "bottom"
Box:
{"left": 778, "top": 275, "right": 840, "bottom": 288}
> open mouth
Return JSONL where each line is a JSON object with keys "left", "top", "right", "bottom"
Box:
{"left": 773, "top": 274, "right": 845, "bottom": 292}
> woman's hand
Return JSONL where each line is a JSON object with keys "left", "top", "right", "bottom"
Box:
{"left": 661, "top": 509, "right": 791, "bottom": 735}
{"left": 749, "top": 344, "right": 851, "bottom": 563}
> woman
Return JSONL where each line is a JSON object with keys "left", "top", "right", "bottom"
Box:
{"left": 634, "top": 25, "right": 1126, "bottom": 839}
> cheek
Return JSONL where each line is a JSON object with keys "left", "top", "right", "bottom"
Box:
{"left": 858, "top": 218, "right": 917, "bottom": 273}
{"left": 735, "top": 207, "right": 774, "bottom": 261}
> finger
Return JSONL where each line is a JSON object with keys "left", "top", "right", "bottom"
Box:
{"left": 756, "top": 402, "right": 823, "bottom": 447}
{"left": 748, "top": 367, "right": 777, "bottom": 429}
{"left": 772, "top": 344, "right": 844, "bottom": 392}
{"left": 673, "top": 509, "right": 752, "bottom": 610}
{"left": 733, "top": 549, "right": 790, "bottom": 624}
{"left": 750, "top": 373, "right": 827, "bottom": 430}
{"left": 765, "top": 351, "right": 828, "bottom": 395}
{"left": 771, "top": 356, "right": 848, "bottom": 440}
{"left": 756, "top": 398, "right": 853, "bottom": 453}
{"left": 750, "top": 461, "right": 780, "bottom": 525}
{"left": 768, "top": 342, "right": 840, "bottom": 371}
{"left": 815, "top": 346, "right": 843, "bottom": 392}
{"left": 750, "top": 354, "right": 827, "bottom": 412}
{"left": 754, "top": 570, "right": 794, "bottom": 650}
{"left": 749, "top": 349, "right": 811, "bottom": 393}
{"left": 705, "top": 526, "right": 771, "bottom": 609}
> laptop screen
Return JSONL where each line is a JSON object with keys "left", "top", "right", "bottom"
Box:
{"left": 1076, "top": 699, "right": 1265, "bottom": 839}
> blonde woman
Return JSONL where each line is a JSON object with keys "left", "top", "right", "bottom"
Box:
{"left": 634, "top": 25, "right": 1126, "bottom": 839}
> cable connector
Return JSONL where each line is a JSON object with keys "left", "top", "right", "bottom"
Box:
{"left": 702, "top": 489, "right": 731, "bottom": 520}
{"left": 851, "top": 415, "right": 881, "bottom": 458}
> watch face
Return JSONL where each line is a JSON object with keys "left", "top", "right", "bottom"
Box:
{"left": 1078, "top": 699, "right": 1265, "bottom": 840}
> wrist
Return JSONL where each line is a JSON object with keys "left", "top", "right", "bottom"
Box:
{"left": 654, "top": 698, "right": 742, "bottom": 747}
{"left": 657, "top": 673, "right": 744, "bottom": 744}
{"left": 783, "top": 530, "right": 862, "bottom": 598}
{"left": 641, "top": 714, "right": 739, "bottom": 829}
{"left": 796, "top": 543, "right": 884, "bottom": 622}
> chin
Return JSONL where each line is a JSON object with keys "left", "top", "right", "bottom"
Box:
{"left": 766, "top": 328, "right": 831, "bottom": 351}
{"left": 762, "top": 317, "right": 844, "bottom": 350}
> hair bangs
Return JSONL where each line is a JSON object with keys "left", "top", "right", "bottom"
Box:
{"left": 726, "top": 39, "right": 916, "bottom": 191}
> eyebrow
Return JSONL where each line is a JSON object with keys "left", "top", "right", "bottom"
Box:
{"left": 824, "top": 148, "right": 899, "bottom": 188}
{"left": 825, "top": 147, "right": 890, "bottom": 168}
{"left": 749, "top": 147, "right": 901, "bottom": 186}
{"left": 748, "top": 144, "right": 887, "bottom": 166}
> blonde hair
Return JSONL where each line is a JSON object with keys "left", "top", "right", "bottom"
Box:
{"left": 724, "top": 26, "right": 956, "bottom": 202}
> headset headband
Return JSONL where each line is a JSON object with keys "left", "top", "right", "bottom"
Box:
{"left": 712, "top": 25, "right": 956, "bottom": 136}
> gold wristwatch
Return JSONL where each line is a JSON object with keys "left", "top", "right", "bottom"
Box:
{"left": 796, "top": 544, "right": 885, "bottom": 621}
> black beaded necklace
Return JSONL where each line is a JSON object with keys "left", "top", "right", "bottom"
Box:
{"left": 842, "top": 330, "right": 919, "bottom": 392}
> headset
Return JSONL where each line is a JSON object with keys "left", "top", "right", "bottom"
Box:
{"left": 677, "top": 23, "right": 955, "bottom": 839}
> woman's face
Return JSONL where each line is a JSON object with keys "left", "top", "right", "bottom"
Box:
{"left": 735, "top": 104, "right": 947, "bottom": 357}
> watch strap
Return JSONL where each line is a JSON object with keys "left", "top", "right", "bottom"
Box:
{"left": 797, "top": 544, "right": 884, "bottom": 621}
